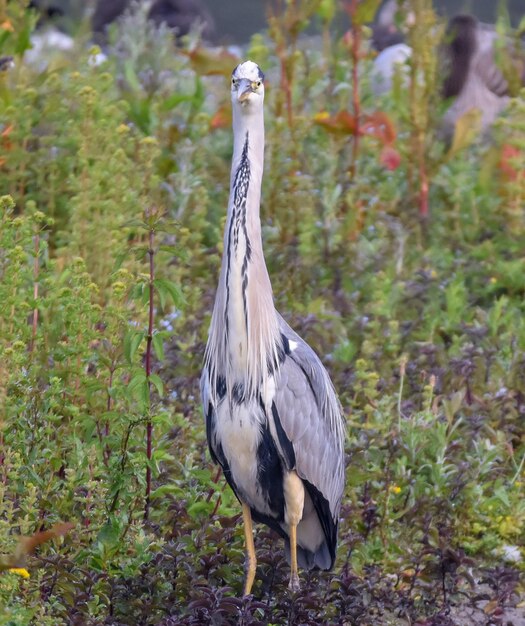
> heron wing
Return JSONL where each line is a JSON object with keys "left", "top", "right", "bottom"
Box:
{"left": 472, "top": 28, "right": 509, "bottom": 97}
{"left": 271, "top": 315, "right": 346, "bottom": 521}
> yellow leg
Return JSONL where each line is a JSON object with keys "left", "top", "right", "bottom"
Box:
{"left": 288, "top": 522, "right": 301, "bottom": 592}
{"left": 283, "top": 471, "right": 304, "bottom": 592}
{"left": 241, "top": 502, "right": 257, "bottom": 595}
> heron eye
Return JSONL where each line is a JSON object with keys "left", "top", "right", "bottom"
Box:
{"left": 256, "top": 81, "right": 262, "bottom": 88}
{"left": 232, "top": 78, "right": 237, "bottom": 87}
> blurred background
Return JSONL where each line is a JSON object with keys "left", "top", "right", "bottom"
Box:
{"left": 32, "top": 0, "right": 525, "bottom": 43}
{"left": 204, "top": 0, "right": 524, "bottom": 43}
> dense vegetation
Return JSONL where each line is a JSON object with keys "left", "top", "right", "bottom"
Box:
{"left": 0, "top": 1, "right": 524, "bottom": 624}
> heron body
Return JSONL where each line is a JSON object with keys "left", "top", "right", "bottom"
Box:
{"left": 441, "top": 15, "right": 512, "bottom": 139}
{"left": 372, "top": 43, "right": 412, "bottom": 96}
{"left": 371, "top": 5, "right": 520, "bottom": 137}
{"left": 201, "top": 61, "right": 346, "bottom": 593}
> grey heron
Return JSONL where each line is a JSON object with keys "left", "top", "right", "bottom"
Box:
{"left": 441, "top": 14, "right": 514, "bottom": 139}
{"left": 200, "top": 61, "right": 346, "bottom": 595}
{"left": 371, "top": 4, "right": 522, "bottom": 137}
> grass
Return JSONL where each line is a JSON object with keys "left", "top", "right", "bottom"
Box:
{"left": 0, "top": 1, "right": 524, "bottom": 624}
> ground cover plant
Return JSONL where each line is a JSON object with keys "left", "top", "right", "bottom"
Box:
{"left": 0, "top": 0, "right": 524, "bottom": 624}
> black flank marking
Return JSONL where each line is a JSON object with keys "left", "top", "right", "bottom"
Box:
{"left": 251, "top": 508, "right": 287, "bottom": 539}
{"left": 256, "top": 425, "right": 285, "bottom": 520}
{"left": 267, "top": 334, "right": 290, "bottom": 375}
{"left": 302, "top": 478, "right": 338, "bottom": 570}
{"left": 216, "top": 375, "right": 226, "bottom": 400}
{"left": 206, "top": 404, "right": 219, "bottom": 464}
{"left": 232, "top": 382, "right": 245, "bottom": 405}
{"left": 271, "top": 401, "right": 295, "bottom": 470}
{"left": 217, "top": 445, "right": 243, "bottom": 503}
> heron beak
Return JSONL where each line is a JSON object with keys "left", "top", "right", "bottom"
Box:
{"left": 238, "top": 79, "right": 255, "bottom": 103}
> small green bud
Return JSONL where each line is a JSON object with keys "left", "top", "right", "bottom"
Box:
{"left": 0, "top": 195, "right": 15, "bottom": 212}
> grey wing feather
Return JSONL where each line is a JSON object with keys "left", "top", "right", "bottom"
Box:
{"left": 273, "top": 315, "right": 346, "bottom": 519}
{"left": 473, "top": 27, "right": 515, "bottom": 97}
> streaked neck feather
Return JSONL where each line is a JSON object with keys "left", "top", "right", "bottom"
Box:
{"left": 205, "top": 100, "right": 281, "bottom": 404}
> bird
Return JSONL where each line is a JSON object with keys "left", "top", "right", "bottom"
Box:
{"left": 371, "top": 0, "right": 409, "bottom": 53}
{"left": 200, "top": 61, "right": 346, "bottom": 595}
{"left": 92, "top": 0, "right": 215, "bottom": 44}
{"left": 371, "top": 42, "right": 412, "bottom": 96}
{"left": 440, "top": 14, "right": 516, "bottom": 140}
{"left": 370, "top": 0, "right": 414, "bottom": 96}
{"left": 370, "top": 4, "right": 523, "bottom": 137}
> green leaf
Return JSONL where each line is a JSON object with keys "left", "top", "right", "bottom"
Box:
{"left": 129, "top": 282, "right": 146, "bottom": 302}
{"left": 124, "top": 60, "right": 141, "bottom": 92}
{"left": 353, "top": 0, "right": 382, "bottom": 25}
{"left": 160, "top": 91, "right": 195, "bottom": 112}
{"left": 153, "top": 278, "right": 184, "bottom": 308}
{"left": 447, "top": 109, "right": 482, "bottom": 157}
{"left": 154, "top": 279, "right": 167, "bottom": 310}
{"left": 152, "top": 332, "right": 165, "bottom": 361}
{"left": 316, "top": 0, "right": 336, "bottom": 23}
{"left": 148, "top": 373, "right": 164, "bottom": 397}
{"left": 128, "top": 370, "right": 147, "bottom": 395}
{"left": 187, "top": 501, "right": 213, "bottom": 520}
{"left": 138, "top": 379, "right": 150, "bottom": 411}
{"left": 97, "top": 519, "right": 121, "bottom": 547}
{"left": 158, "top": 244, "right": 179, "bottom": 255}
{"left": 124, "top": 330, "right": 145, "bottom": 364}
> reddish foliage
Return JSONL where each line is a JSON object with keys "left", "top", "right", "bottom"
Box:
{"left": 0, "top": 123, "right": 13, "bottom": 166}
{"left": 314, "top": 109, "right": 401, "bottom": 170}
{"left": 210, "top": 104, "right": 232, "bottom": 130}
{"left": 380, "top": 145, "right": 402, "bottom": 171}
{"left": 185, "top": 47, "right": 239, "bottom": 77}
{"left": 313, "top": 110, "right": 358, "bottom": 135}
{"left": 499, "top": 143, "right": 521, "bottom": 182}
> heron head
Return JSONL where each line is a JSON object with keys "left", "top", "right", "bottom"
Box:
{"left": 231, "top": 61, "right": 265, "bottom": 108}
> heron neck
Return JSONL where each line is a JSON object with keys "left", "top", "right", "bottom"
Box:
{"left": 216, "top": 103, "right": 280, "bottom": 392}
{"left": 226, "top": 104, "right": 266, "bottom": 264}
{"left": 230, "top": 107, "right": 265, "bottom": 218}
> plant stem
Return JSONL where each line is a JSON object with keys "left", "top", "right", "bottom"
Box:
{"left": 144, "top": 214, "right": 155, "bottom": 521}
{"left": 30, "top": 231, "right": 39, "bottom": 353}
{"left": 397, "top": 355, "right": 407, "bottom": 431}
{"left": 350, "top": 7, "right": 361, "bottom": 181}
{"left": 104, "top": 366, "right": 115, "bottom": 466}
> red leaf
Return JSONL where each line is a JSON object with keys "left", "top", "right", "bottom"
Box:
{"left": 185, "top": 47, "right": 239, "bottom": 77}
{"left": 313, "top": 110, "right": 358, "bottom": 135}
{"left": 210, "top": 103, "right": 231, "bottom": 130}
{"left": 20, "top": 522, "right": 74, "bottom": 555}
{"left": 361, "top": 111, "right": 397, "bottom": 145}
{"left": 380, "top": 146, "right": 401, "bottom": 170}
{"left": 499, "top": 143, "right": 521, "bottom": 181}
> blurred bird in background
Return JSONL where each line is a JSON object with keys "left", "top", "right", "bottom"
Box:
{"left": 371, "top": 0, "right": 524, "bottom": 138}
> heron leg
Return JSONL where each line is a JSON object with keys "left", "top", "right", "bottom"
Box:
{"left": 288, "top": 522, "right": 301, "bottom": 592}
{"left": 283, "top": 471, "right": 305, "bottom": 592}
{"left": 241, "top": 502, "right": 257, "bottom": 595}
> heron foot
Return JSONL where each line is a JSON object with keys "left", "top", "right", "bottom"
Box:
{"left": 288, "top": 571, "right": 301, "bottom": 593}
